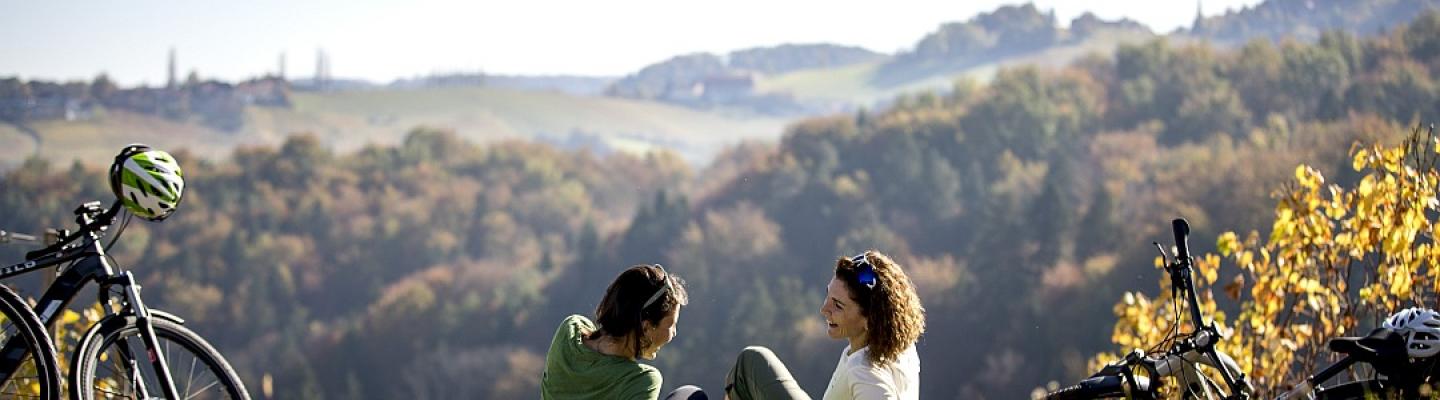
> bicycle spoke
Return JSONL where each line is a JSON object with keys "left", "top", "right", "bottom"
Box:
{"left": 97, "top": 348, "right": 135, "bottom": 398}
{"left": 103, "top": 361, "right": 126, "bottom": 380}
{"left": 102, "top": 349, "right": 128, "bottom": 378}
{"left": 185, "top": 354, "right": 197, "bottom": 397}
{"left": 184, "top": 380, "right": 222, "bottom": 400}
{"left": 94, "top": 376, "right": 125, "bottom": 396}
{"left": 90, "top": 333, "right": 239, "bottom": 400}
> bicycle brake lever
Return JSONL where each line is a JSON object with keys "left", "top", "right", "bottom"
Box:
{"left": 0, "top": 230, "right": 38, "bottom": 244}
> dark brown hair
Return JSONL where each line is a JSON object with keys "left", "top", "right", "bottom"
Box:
{"left": 587, "top": 264, "right": 689, "bottom": 359}
{"left": 834, "top": 250, "right": 926, "bottom": 366}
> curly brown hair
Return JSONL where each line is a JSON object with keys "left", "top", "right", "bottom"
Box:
{"left": 834, "top": 250, "right": 926, "bottom": 366}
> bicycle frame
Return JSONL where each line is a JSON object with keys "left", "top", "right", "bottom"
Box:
{"left": 1088, "top": 336, "right": 1247, "bottom": 399}
{"left": 1161, "top": 219, "right": 1250, "bottom": 399}
{"left": 0, "top": 202, "right": 183, "bottom": 399}
{"left": 1276, "top": 356, "right": 1356, "bottom": 400}
{"left": 1146, "top": 333, "right": 1248, "bottom": 398}
{"left": 1051, "top": 219, "right": 1254, "bottom": 400}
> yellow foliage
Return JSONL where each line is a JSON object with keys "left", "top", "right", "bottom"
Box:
{"left": 1091, "top": 127, "right": 1440, "bottom": 397}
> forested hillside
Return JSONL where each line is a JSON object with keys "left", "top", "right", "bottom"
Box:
{"left": 5, "top": 9, "right": 1440, "bottom": 400}
{"left": 1192, "top": 0, "right": 1440, "bottom": 42}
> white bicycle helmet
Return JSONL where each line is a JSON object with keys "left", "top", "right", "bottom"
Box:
{"left": 108, "top": 144, "right": 185, "bottom": 221}
{"left": 1382, "top": 307, "right": 1440, "bottom": 359}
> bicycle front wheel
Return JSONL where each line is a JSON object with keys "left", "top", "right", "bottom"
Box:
{"left": 0, "top": 284, "right": 59, "bottom": 400}
{"left": 71, "top": 316, "right": 249, "bottom": 400}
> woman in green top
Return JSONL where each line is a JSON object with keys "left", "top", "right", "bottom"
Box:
{"left": 542, "top": 264, "right": 701, "bottom": 399}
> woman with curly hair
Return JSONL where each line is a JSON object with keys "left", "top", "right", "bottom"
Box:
{"left": 721, "top": 250, "right": 926, "bottom": 400}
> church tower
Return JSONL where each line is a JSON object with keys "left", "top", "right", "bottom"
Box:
{"left": 1193, "top": 0, "right": 1206, "bottom": 31}
{"left": 167, "top": 47, "right": 177, "bottom": 89}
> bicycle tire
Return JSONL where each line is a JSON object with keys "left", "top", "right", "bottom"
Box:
{"left": 0, "top": 284, "right": 60, "bottom": 400}
{"left": 71, "top": 316, "right": 249, "bottom": 400}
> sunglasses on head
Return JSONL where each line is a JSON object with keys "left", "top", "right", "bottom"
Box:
{"left": 851, "top": 254, "right": 878, "bottom": 290}
{"left": 642, "top": 264, "right": 673, "bottom": 310}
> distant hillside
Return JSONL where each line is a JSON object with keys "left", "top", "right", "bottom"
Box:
{"left": 1191, "top": 0, "right": 1440, "bottom": 43}
{"left": 875, "top": 4, "right": 1151, "bottom": 87}
{"left": 0, "top": 86, "right": 789, "bottom": 169}
{"left": 281, "top": 86, "right": 788, "bottom": 161}
{"left": 726, "top": 44, "right": 886, "bottom": 75}
{"left": 605, "top": 53, "right": 730, "bottom": 99}
{"left": 615, "top": 0, "right": 1440, "bottom": 113}
{"left": 755, "top": 11, "right": 1153, "bottom": 105}
{"left": 604, "top": 44, "right": 885, "bottom": 114}
{"left": 481, "top": 75, "right": 617, "bottom": 96}
{"left": 383, "top": 73, "right": 614, "bottom": 96}
{"left": 608, "top": 5, "right": 1153, "bottom": 112}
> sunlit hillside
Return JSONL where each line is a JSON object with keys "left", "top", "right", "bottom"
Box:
{"left": 756, "top": 29, "right": 1155, "bottom": 105}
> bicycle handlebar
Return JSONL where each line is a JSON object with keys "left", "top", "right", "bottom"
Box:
{"left": 23, "top": 201, "right": 121, "bottom": 260}
{"left": 1049, "top": 218, "right": 1252, "bottom": 399}
{"left": 1170, "top": 218, "right": 1249, "bottom": 398}
{"left": 1172, "top": 219, "right": 1191, "bottom": 261}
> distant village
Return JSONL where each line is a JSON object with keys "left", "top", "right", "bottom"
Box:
{"left": 0, "top": 49, "right": 326, "bottom": 131}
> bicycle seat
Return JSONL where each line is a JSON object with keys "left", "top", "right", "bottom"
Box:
{"left": 1329, "top": 328, "right": 1406, "bottom": 362}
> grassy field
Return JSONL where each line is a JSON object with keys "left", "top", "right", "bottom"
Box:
{"left": 0, "top": 86, "right": 793, "bottom": 170}
{"left": 286, "top": 86, "right": 790, "bottom": 147}
{"left": 3, "top": 111, "right": 251, "bottom": 170}
{"left": 0, "top": 124, "right": 38, "bottom": 160}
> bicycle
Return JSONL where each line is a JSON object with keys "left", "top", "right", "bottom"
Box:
{"left": 0, "top": 143, "right": 249, "bottom": 400}
{"left": 1278, "top": 308, "right": 1440, "bottom": 399}
{"left": 2, "top": 200, "right": 249, "bottom": 400}
{"left": 1046, "top": 219, "right": 1253, "bottom": 399}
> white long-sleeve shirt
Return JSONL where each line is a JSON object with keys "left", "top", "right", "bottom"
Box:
{"left": 821, "top": 344, "right": 920, "bottom": 400}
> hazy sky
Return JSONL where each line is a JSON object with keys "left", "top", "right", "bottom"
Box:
{"left": 2, "top": 0, "right": 1264, "bottom": 86}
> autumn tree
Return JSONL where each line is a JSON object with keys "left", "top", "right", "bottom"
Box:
{"left": 1091, "top": 127, "right": 1440, "bottom": 397}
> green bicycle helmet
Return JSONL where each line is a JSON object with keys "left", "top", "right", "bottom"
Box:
{"left": 108, "top": 144, "right": 185, "bottom": 221}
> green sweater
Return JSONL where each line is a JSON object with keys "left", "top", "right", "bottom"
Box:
{"left": 541, "top": 315, "right": 662, "bottom": 400}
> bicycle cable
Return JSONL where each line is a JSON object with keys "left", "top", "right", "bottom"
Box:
{"left": 1145, "top": 259, "right": 1205, "bottom": 398}
{"left": 103, "top": 210, "right": 132, "bottom": 253}
{"left": 1149, "top": 259, "right": 1187, "bottom": 356}
{"left": 94, "top": 210, "right": 132, "bottom": 287}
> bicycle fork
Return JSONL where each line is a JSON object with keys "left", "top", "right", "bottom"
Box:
{"left": 101, "top": 271, "right": 180, "bottom": 399}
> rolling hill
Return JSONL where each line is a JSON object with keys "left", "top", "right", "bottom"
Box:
{"left": 755, "top": 28, "right": 1154, "bottom": 105}
{"left": 0, "top": 86, "right": 792, "bottom": 169}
